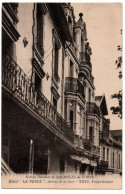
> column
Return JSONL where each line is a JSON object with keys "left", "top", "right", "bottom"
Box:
{"left": 76, "top": 163, "right": 80, "bottom": 175}
{"left": 86, "top": 119, "right": 89, "bottom": 139}
{"left": 93, "top": 120, "right": 96, "bottom": 145}
{"left": 74, "top": 28, "right": 80, "bottom": 58}
{"left": 47, "top": 149, "right": 51, "bottom": 174}
{"left": 29, "top": 140, "right": 34, "bottom": 174}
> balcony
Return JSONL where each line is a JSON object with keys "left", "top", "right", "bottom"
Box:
{"left": 65, "top": 77, "right": 85, "bottom": 99}
{"left": 2, "top": 54, "right": 74, "bottom": 143}
{"left": 97, "top": 160, "right": 108, "bottom": 170}
{"left": 79, "top": 52, "right": 85, "bottom": 62}
{"left": 91, "top": 146, "right": 100, "bottom": 158}
{"left": 2, "top": 4, "right": 20, "bottom": 42}
{"left": 86, "top": 102, "right": 100, "bottom": 117}
{"left": 100, "top": 131, "right": 109, "bottom": 142}
{"left": 79, "top": 51, "right": 92, "bottom": 68}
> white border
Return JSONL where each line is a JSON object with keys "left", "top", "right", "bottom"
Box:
{"left": 0, "top": 0, "right": 124, "bottom": 193}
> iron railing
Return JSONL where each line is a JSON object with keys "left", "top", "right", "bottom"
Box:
{"left": 86, "top": 102, "right": 100, "bottom": 117}
{"left": 2, "top": 54, "right": 74, "bottom": 143}
{"left": 65, "top": 77, "right": 85, "bottom": 99}
{"left": 1, "top": 157, "right": 14, "bottom": 175}
{"left": 79, "top": 52, "right": 85, "bottom": 62}
{"left": 100, "top": 131, "right": 109, "bottom": 142}
{"left": 97, "top": 160, "right": 108, "bottom": 169}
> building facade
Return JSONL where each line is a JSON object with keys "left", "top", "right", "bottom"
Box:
{"left": 2, "top": 3, "right": 122, "bottom": 175}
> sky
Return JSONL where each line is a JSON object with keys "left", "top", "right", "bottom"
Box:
{"left": 72, "top": 3, "right": 122, "bottom": 130}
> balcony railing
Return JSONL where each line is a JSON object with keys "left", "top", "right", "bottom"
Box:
{"left": 65, "top": 77, "right": 85, "bottom": 99}
{"left": 97, "top": 160, "right": 108, "bottom": 169}
{"left": 74, "top": 136, "right": 100, "bottom": 158}
{"left": 100, "top": 131, "right": 109, "bottom": 142}
{"left": 91, "top": 146, "right": 100, "bottom": 158}
{"left": 86, "top": 102, "right": 100, "bottom": 117}
{"left": 79, "top": 52, "right": 85, "bottom": 62}
{"left": 1, "top": 157, "right": 14, "bottom": 175}
{"left": 2, "top": 54, "right": 74, "bottom": 143}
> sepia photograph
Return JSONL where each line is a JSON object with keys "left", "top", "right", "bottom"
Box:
{"left": 1, "top": 1, "right": 123, "bottom": 189}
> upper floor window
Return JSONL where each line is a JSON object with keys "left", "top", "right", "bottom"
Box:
{"left": 70, "top": 110, "right": 73, "bottom": 130}
{"left": 70, "top": 60, "right": 74, "bottom": 77}
{"left": 103, "top": 147, "right": 105, "bottom": 161}
{"left": 88, "top": 88, "right": 91, "bottom": 102}
{"left": 68, "top": 15, "right": 73, "bottom": 36}
{"left": 89, "top": 126, "right": 93, "bottom": 143}
{"left": 53, "top": 96, "right": 57, "bottom": 111}
{"left": 52, "top": 29, "right": 61, "bottom": 83}
{"left": 107, "top": 148, "right": 109, "bottom": 162}
{"left": 54, "top": 43, "right": 59, "bottom": 82}
{"left": 35, "top": 71, "right": 41, "bottom": 91}
{"left": 78, "top": 105, "right": 83, "bottom": 135}
{"left": 36, "top": 4, "right": 44, "bottom": 54}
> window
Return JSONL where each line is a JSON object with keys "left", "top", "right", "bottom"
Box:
{"left": 89, "top": 127, "right": 93, "bottom": 143}
{"left": 54, "top": 43, "right": 59, "bottom": 82}
{"left": 107, "top": 148, "right": 109, "bottom": 162}
{"left": 113, "top": 151, "right": 114, "bottom": 167}
{"left": 78, "top": 106, "right": 82, "bottom": 135}
{"left": 35, "top": 72, "right": 41, "bottom": 91}
{"left": 53, "top": 97, "right": 57, "bottom": 110}
{"left": 70, "top": 60, "right": 73, "bottom": 77}
{"left": 37, "top": 4, "right": 43, "bottom": 53}
{"left": 103, "top": 147, "right": 105, "bottom": 161}
{"left": 60, "top": 160, "right": 65, "bottom": 173}
{"left": 70, "top": 110, "right": 73, "bottom": 130}
{"left": 88, "top": 88, "right": 91, "bottom": 102}
{"left": 68, "top": 15, "right": 73, "bottom": 36}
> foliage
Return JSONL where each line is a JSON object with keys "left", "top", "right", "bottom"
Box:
{"left": 110, "top": 90, "right": 122, "bottom": 119}
{"left": 110, "top": 30, "right": 122, "bottom": 119}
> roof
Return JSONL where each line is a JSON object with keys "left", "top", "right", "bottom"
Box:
{"left": 47, "top": 3, "right": 73, "bottom": 44}
{"left": 110, "top": 130, "right": 122, "bottom": 144}
{"left": 95, "top": 95, "right": 108, "bottom": 116}
{"left": 110, "top": 130, "right": 122, "bottom": 137}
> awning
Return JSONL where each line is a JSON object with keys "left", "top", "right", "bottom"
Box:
{"left": 90, "top": 160, "right": 97, "bottom": 167}
{"left": 70, "top": 155, "right": 90, "bottom": 165}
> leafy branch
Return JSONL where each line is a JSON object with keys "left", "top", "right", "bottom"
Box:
{"left": 110, "top": 30, "right": 122, "bottom": 119}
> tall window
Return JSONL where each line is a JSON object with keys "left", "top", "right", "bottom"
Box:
{"left": 37, "top": 5, "right": 43, "bottom": 53}
{"left": 68, "top": 15, "right": 72, "bottom": 36}
{"left": 78, "top": 106, "right": 82, "bottom": 135}
{"left": 89, "top": 127, "right": 93, "bottom": 143}
{"left": 70, "top": 60, "right": 73, "bottom": 77}
{"left": 35, "top": 72, "right": 41, "bottom": 91}
{"left": 88, "top": 88, "right": 91, "bottom": 102}
{"left": 54, "top": 43, "right": 59, "bottom": 82}
{"left": 53, "top": 97, "right": 57, "bottom": 110}
{"left": 70, "top": 110, "right": 73, "bottom": 130}
{"left": 113, "top": 151, "right": 114, "bottom": 167}
{"left": 103, "top": 147, "right": 105, "bottom": 161}
{"left": 107, "top": 148, "right": 109, "bottom": 162}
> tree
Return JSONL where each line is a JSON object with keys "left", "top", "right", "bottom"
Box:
{"left": 110, "top": 30, "right": 122, "bottom": 119}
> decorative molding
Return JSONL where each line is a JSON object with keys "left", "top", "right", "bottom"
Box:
{"left": 2, "top": 11, "right": 20, "bottom": 42}
{"left": 34, "top": 45, "right": 44, "bottom": 65}
{"left": 3, "top": 3, "right": 19, "bottom": 23}
{"left": 23, "top": 37, "right": 28, "bottom": 47}
{"left": 52, "top": 77, "right": 59, "bottom": 90}
{"left": 32, "top": 58, "right": 45, "bottom": 79}
{"left": 51, "top": 86, "right": 60, "bottom": 100}
{"left": 38, "top": 3, "right": 48, "bottom": 15}
{"left": 52, "top": 29, "right": 61, "bottom": 49}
